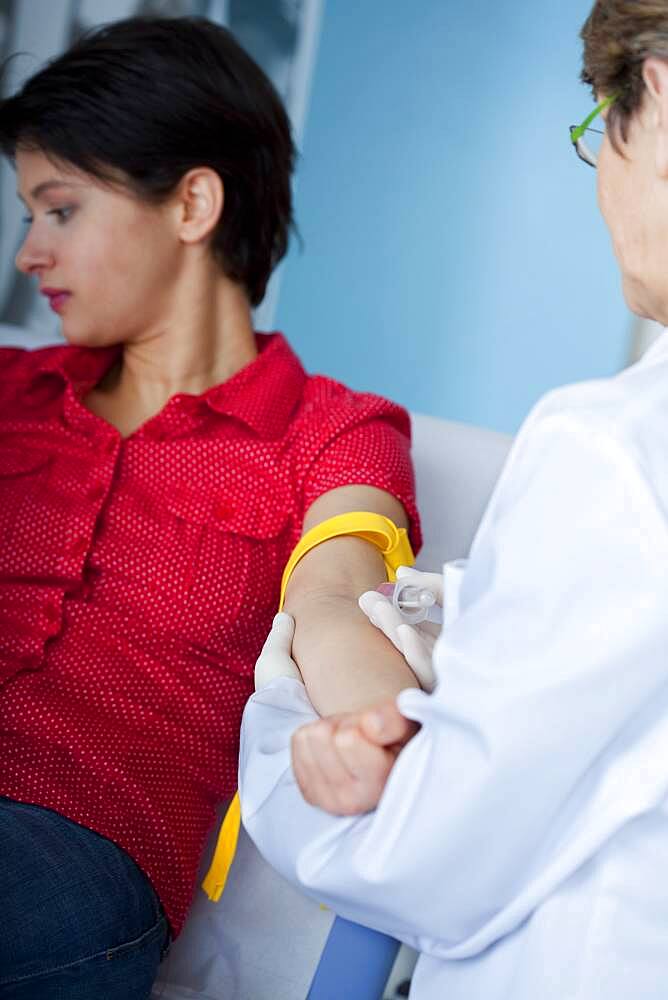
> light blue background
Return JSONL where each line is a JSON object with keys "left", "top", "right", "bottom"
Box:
{"left": 275, "top": 0, "right": 630, "bottom": 433}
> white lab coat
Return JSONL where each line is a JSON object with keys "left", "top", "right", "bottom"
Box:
{"left": 239, "top": 332, "right": 668, "bottom": 999}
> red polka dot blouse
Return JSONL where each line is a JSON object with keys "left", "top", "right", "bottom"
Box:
{"left": 0, "top": 333, "right": 420, "bottom": 935}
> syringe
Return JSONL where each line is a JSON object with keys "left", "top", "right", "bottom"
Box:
{"left": 377, "top": 581, "right": 443, "bottom": 625}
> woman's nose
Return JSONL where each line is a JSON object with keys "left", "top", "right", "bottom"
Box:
{"left": 15, "top": 230, "right": 54, "bottom": 275}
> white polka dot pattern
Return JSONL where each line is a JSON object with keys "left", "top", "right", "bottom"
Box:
{"left": 0, "top": 334, "right": 420, "bottom": 935}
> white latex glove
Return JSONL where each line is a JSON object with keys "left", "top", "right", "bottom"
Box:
{"left": 254, "top": 612, "right": 304, "bottom": 690}
{"left": 358, "top": 566, "right": 443, "bottom": 692}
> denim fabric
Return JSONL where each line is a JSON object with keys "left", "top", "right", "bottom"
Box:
{"left": 0, "top": 797, "right": 169, "bottom": 999}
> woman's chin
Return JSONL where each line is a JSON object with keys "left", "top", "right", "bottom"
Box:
{"left": 620, "top": 275, "right": 655, "bottom": 322}
{"left": 61, "top": 329, "right": 92, "bottom": 347}
{"left": 60, "top": 323, "right": 118, "bottom": 349}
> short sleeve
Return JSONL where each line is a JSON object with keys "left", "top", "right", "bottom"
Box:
{"left": 295, "top": 384, "right": 421, "bottom": 553}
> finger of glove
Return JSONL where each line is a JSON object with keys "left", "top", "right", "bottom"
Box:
{"left": 395, "top": 565, "right": 444, "bottom": 603}
{"left": 254, "top": 612, "right": 301, "bottom": 689}
{"left": 358, "top": 590, "right": 389, "bottom": 619}
{"left": 260, "top": 612, "right": 295, "bottom": 653}
{"left": 397, "top": 624, "right": 436, "bottom": 691}
{"left": 254, "top": 655, "right": 302, "bottom": 689}
{"left": 358, "top": 592, "right": 405, "bottom": 651}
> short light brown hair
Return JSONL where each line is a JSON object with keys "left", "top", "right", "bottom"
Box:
{"left": 581, "top": 0, "right": 668, "bottom": 142}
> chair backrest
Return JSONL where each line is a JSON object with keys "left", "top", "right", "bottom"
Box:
{"left": 410, "top": 412, "right": 512, "bottom": 568}
{"left": 155, "top": 415, "right": 513, "bottom": 1000}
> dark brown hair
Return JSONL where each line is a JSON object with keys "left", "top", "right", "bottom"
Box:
{"left": 581, "top": 1, "right": 668, "bottom": 145}
{"left": 0, "top": 17, "right": 296, "bottom": 306}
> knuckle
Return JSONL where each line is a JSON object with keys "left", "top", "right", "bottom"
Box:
{"left": 311, "top": 722, "right": 333, "bottom": 747}
{"left": 292, "top": 724, "right": 314, "bottom": 750}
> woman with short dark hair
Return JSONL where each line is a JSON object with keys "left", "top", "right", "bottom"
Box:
{"left": 0, "top": 17, "right": 421, "bottom": 998}
{"left": 0, "top": 15, "right": 293, "bottom": 308}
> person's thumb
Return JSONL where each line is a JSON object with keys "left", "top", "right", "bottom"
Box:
{"left": 263, "top": 611, "right": 295, "bottom": 653}
{"left": 359, "top": 699, "right": 419, "bottom": 747}
{"left": 254, "top": 612, "right": 301, "bottom": 690}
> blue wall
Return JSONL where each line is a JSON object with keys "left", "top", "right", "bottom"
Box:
{"left": 275, "top": 0, "right": 629, "bottom": 433}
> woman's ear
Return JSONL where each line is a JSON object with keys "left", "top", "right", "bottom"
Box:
{"left": 643, "top": 57, "right": 668, "bottom": 177}
{"left": 175, "top": 167, "right": 224, "bottom": 245}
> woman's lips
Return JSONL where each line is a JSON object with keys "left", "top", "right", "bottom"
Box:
{"left": 42, "top": 290, "right": 71, "bottom": 313}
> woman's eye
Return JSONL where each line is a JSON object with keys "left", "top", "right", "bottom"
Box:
{"left": 19, "top": 206, "right": 75, "bottom": 226}
{"left": 46, "top": 206, "right": 74, "bottom": 224}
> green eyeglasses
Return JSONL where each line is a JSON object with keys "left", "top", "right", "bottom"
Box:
{"left": 570, "top": 94, "right": 617, "bottom": 168}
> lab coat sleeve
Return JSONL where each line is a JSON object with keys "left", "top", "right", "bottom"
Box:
{"left": 239, "top": 401, "right": 668, "bottom": 959}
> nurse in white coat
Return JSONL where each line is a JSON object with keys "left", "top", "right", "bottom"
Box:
{"left": 239, "top": 2, "right": 668, "bottom": 996}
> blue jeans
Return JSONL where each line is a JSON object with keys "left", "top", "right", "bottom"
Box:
{"left": 0, "top": 797, "right": 169, "bottom": 999}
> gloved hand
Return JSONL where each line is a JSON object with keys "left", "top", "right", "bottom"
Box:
{"left": 358, "top": 565, "right": 443, "bottom": 692}
{"left": 254, "top": 612, "right": 304, "bottom": 690}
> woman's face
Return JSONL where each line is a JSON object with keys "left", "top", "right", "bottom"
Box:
{"left": 597, "top": 101, "right": 668, "bottom": 322}
{"left": 15, "top": 148, "right": 184, "bottom": 347}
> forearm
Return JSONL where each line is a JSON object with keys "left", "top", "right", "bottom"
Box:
{"left": 287, "top": 590, "right": 419, "bottom": 716}
{"left": 282, "top": 488, "right": 419, "bottom": 717}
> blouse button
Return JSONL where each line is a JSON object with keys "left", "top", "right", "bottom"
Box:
{"left": 216, "top": 502, "right": 235, "bottom": 521}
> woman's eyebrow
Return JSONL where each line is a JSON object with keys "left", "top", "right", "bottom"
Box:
{"left": 17, "top": 179, "right": 82, "bottom": 203}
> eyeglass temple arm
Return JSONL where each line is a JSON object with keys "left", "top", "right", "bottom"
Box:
{"left": 570, "top": 93, "right": 617, "bottom": 144}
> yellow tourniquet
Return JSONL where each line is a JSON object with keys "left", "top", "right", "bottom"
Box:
{"left": 201, "top": 511, "right": 415, "bottom": 902}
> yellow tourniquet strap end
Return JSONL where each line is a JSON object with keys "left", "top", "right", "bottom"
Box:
{"left": 202, "top": 792, "right": 241, "bottom": 902}
{"left": 384, "top": 525, "right": 414, "bottom": 581}
{"left": 202, "top": 511, "right": 415, "bottom": 901}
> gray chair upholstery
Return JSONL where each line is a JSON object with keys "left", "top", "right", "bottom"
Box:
{"left": 411, "top": 412, "right": 512, "bottom": 568}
